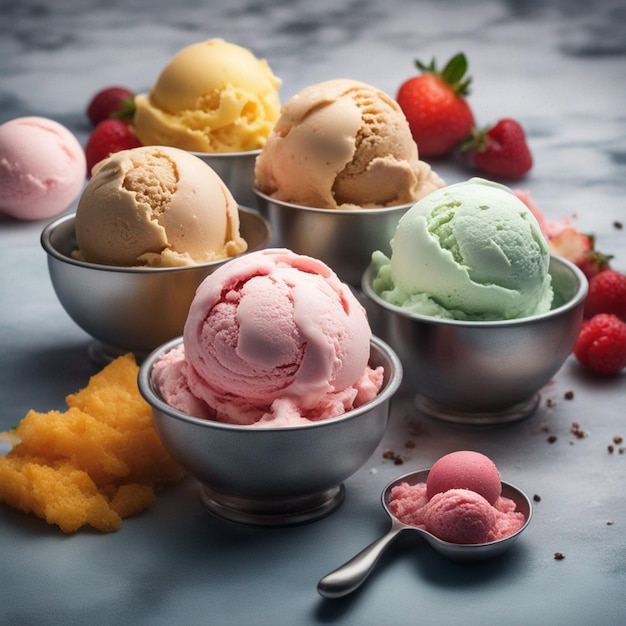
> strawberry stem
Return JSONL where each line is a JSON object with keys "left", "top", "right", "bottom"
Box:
{"left": 415, "top": 52, "right": 472, "bottom": 96}
{"left": 460, "top": 125, "right": 488, "bottom": 153}
{"left": 110, "top": 97, "right": 136, "bottom": 122}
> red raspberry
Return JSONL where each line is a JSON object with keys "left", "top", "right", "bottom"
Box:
{"left": 584, "top": 269, "right": 626, "bottom": 320}
{"left": 573, "top": 313, "right": 626, "bottom": 376}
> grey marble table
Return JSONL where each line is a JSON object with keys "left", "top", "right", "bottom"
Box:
{"left": 1, "top": 0, "right": 625, "bottom": 624}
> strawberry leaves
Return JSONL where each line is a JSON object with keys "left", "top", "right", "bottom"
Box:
{"left": 415, "top": 52, "right": 472, "bottom": 97}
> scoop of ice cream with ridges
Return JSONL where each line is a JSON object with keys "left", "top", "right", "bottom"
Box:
{"left": 372, "top": 177, "right": 554, "bottom": 320}
{"left": 133, "top": 38, "right": 282, "bottom": 153}
{"left": 153, "top": 248, "right": 385, "bottom": 427}
{"left": 254, "top": 78, "right": 444, "bottom": 210}
{"left": 73, "top": 145, "right": 247, "bottom": 267}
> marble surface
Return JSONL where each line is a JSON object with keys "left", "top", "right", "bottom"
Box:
{"left": 1, "top": 0, "right": 626, "bottom": 624}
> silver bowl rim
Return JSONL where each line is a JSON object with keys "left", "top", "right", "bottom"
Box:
{"left": 361, "top": 253, "right": 589, "bottom": 329}
{"left": 40, "top": 206, "right": 271, "bottom": 275}
{"left": 138, "top": 334, "right": 403, "bottom": 433}
{"left": 251, "top": 184, "right": 415, "bottom": 216}
{"left": 190, "top": 148, "right": 261, "bottom": 158}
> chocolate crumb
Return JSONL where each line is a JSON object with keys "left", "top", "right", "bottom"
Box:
{"left": 383, "top": 449, "right": 404, "bottom": 465}
{"left": 607, "top": 520, "right": 614, "bottom": 526}
{"left": 564, "top": 390, "right": 574, "bottom": 400}
{"left": 619, "top": 447, "right": 625, "bottom": 454}
{"left": 533, "top": 494, "right": 541, "bottom": 502}
{"left": 570, "top": 422, "right": 586, "bottom": 438}
{"left": 608, "top": 445, "right": 614, "bottom": 454}
{"left": 554, "top": 552, "right": 565, "bottom": 560}
{"left": 614, "top": 221, "right": 623, "bottom": 229}
{"left": 546, "top": 398, "right": 556, "bottom": 408}
{"left": 613, "top": 436, "right": 623, "bottom": 444}
{"left": 547, "top": 435, "right": 557, "bottom": 444}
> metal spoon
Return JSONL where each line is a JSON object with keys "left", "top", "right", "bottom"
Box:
{"left": 317, "top": 468, "right": 532, "bottom": 599}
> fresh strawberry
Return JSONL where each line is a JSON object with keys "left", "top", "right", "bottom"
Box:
{"left": 584, "top": 270, "right": 626, "bottom": 320}
{"left": 86, "top": 86, "right": 136, "bottom": 126}
{"left": 396, "top": 52, "right": 475, "bottom": 158}
{"left": 85, "top": 119, "right": 142, "bottom": 174}
{"left": 573, "top": 313, "right": 626, "bottom": 376}
{"left": 548, "top": 227, "right": 612, "bottom": 280}
{"left": 462, "top": 118, "right": 532, "bottom": 180}
{"left": 576, "top": 247, "right": 613, "bottom": 280}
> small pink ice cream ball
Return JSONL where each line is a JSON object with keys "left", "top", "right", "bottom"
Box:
{"left": 426, "top": 450, "right": 501, "bottom": 505}
{"left": 423, "top": 488, "right": 496, "bottom": 544}
{"left": 0, "top": 116, "right": 86, "bottom": 220}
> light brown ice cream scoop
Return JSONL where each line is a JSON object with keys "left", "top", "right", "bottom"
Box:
{"left": 74, "top": 146, "right": 247, "bottom": 267}
{"left": 254, "top": 79, "right": 444, "bottom": 210}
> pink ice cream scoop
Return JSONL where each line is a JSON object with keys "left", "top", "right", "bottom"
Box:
{"left": 422, "top": 488, "right": 496, "bottom": 544}
{"left": 426, "top": 450, "right": 502, "bottom": 505}
{"left": 0, "top": 117, "right": 86, "bottom": 220}
{"left": 387, "top": 451, "right": 525, "bottom": 544}
{"left": 154, "top": 248, "right": 384, "bottom": 426}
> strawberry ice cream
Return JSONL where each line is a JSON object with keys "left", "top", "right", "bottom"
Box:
{"left": 0, "top": 116, "right": 86, "bottom": 220}
{"left": 426, "top": 450, "right": 501, "bottom": 505}
{"left": 153, "top": 248, "right": 385, "bottom": 427}
{"left": 423, "top": 489, "right": 496, "bottom": 544}
{"left": 388, "top": 451, "right": 525, "bottom": 544}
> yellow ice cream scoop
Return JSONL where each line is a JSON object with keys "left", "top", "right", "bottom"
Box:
{"left": 133, "top": 39, "right": 281, "bottom": 153}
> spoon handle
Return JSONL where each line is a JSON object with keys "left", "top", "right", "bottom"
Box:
{"left": 317, "top": 523, "right": 406, "bottom": 598}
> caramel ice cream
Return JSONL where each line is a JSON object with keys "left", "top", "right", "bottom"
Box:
{"left": 254, "top": 79, "right": 444, "bottom": 210}
{"left": 74, "top": 146, "right": 247, "bottom": 267}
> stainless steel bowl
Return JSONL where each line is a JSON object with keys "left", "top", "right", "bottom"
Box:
{"left": 41, "top": 207, "right": 271, "bottom": 363}
{"left": 192, "top": 149, "right": 260, "bottom": 209}
{"left": 252, "top": 185, "right": 412, "bottom": 286}
{"left": 138, "top": 335, "right": 403, "bottom": 526}
{"left": 362, "top": 255, "right": 588, "bottom": 425}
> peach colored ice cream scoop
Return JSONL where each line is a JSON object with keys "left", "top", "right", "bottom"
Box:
{"left": 73, "top": 145, "right": 247, "bottom": 267}
{"left": 154, "top": 248, "right": 384, "bottom": 426}
{"left": 0, "top": 116, "right": 85, "bottom": 220}
{"left": 254, "top": 79, "right": 443, "bottom": 210}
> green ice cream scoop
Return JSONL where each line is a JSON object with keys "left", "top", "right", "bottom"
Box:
{"left": 374, "top": 178, "right": 553, "bottom": 320}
